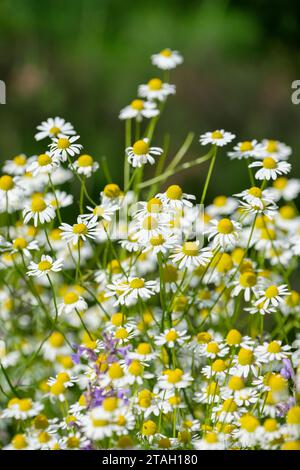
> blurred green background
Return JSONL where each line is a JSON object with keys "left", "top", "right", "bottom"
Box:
{"left": 0, "top": 0, "right": 300, "bottom": 201}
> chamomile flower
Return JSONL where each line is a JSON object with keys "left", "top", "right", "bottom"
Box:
{"left": 43, "top": 331, "right": 70, "bottom": 361}
{"left": 249, "top": 157, "right": 291, "bottom": 181}
{"left": 234, "top": 186, "right": 275, "bottom": 210}
{"left": 155, "top": 328, "right": 190, "bottom": 348}
{"left": 115, "top": 277, "right": 157, "bottom": 306}
{"left": 151, "top": 48, "right": 183, "bottom": 70}
{"left": 156, "top": 185, "right": 195, "bottom": 209}
{"left": 206, "top": 218, "right": 241, "bottom": 249}
{"left": 270, "top": 177, "right": 300, "bottom": 201}
{"left": 206, "top": 195, "right": 238, "bottom": 217}
{"left": 3, "top": 154, "right": 28, "bottom": 175}
{"left": 119, "top": 99, "right": 159, "bottom": 121}
{"left": 231, "top": 271, "right": 259, "bottom": 302}
{"left": 23, "top": 196, "right": 56, "bottom": 226}
{"left": 256, "top": 139, "right": 292, "bottom": 161}
{"left": 59, "top": 216, "right": 99, "bottom": 245}
{"left": 170, "top": 241, "right": 213, "bottom": 270}
{"left": 70, "top": 154, "right": 99, "bottom": 177}
{"left": 2, "top": 398, "right": 43, "bottom": 420}
{"left": 49, "top": 134, "right": 82, "bottom": 162}
{"left": 255, "top": 341, "right": 291, "bottom": 363}
{"left": 126, "top": 138, "right": 163, "bottom": 168}
{"left": 35, "top": 117, "right": 76, "bottom": 141}
{"left": 194, "top": 432, "right": 225, "bottom": 450}
{"left": 157, "top": 368, "right": 193, "bottom": 390}
{"left": 199, "top": 129, "right": 235, "bottom": 147}
{"left": 27, "top": 152, "right": 60, "bottom": 176}
{"left": 138, "top": 78, "right": 175, "bottom": 101}
{"left": 58, "top": 291, "right": 88, "bottom": 315}
{"left": 227, "top": 140, "right": 259, "bottom": 159}
{"left": 255, "top": 284, "right": 290, "bottom": 309}
{"left": 27, "top": 255, "right": 63, "bottom": 278}
{"left": 9, "top": 237, "right": 39, "bottom": 258}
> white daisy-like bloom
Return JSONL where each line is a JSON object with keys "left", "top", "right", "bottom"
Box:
{"left": 206, "top": 195, "right": 238, "bottom": 217}
{"left": 2, "top": 398, "right": 43, "bottom": 420}
{"left": 249, "top": 157, "right": 291, "bottom": 181}
{"left": 82, "top": 407, "right": 114, "bottom": 441}
{"left": 234, "top": 186, "right": 276, "bottom": 211}
{"left": 59, "top": 215, "right": 99, "bottom": 245}
{"left": 81, "top": 203, "right": 119, "bottom": 222}
{"left": 244, "top": 300, "right": 277, "bottom": 316}
{"left": 231, "top": 347, "right": 262, "bottom": 378}
{"left": 255, "top": 139, "right": 292, "bottom": 161}
{"left": 195, "top": 381, "right": 223, "bottom": 405}
{"left": 111, "top": 277, "right": 157, "bottom": 306}
{"left": 206, "top": 218, "right": 241, "bottom": 249}
{"left": 129, "top": 342, "right": 157, "bottom": 361}
{"left": 156, "top": 185, "right": 195, "bottom": 209}
{"left": 255, "top": 284, "right": 290, "bottom": 309}
{"left": 269, "top": 177, "right": 300, "bottom": 202}
{"left": 126, "top": 138, "right": 163, "bottom": 168}
{"left": 50, "top": 166, "right": 73, "bottom": 185}
{"left": 194, "top": 432, "right": 225, "bottom": 450}
{"left": 138, "top": 78, "right": 175, "bottom": 102}
{"left": 255, "top": 341, "right": 291, "bottom": 363}
{"left": 234, "top": 415, "right": 261, "bottom": 448}
{"left": 9, "top": 237, "right": 39, "bottom": 258}
{"left": 155, "top": 328, "right": 190, "bottom": 348}
{"left": 157, "top": 368, "right": 193, "bottom": 390}
{"left": 151, "top": 48, "right": 183, "bottom": 70}
{"left": 42, "top": 331, "right": 70, "bottom": 361}
{"left": 49, "top": 134, "right": 82, "bottom": 162}
{"left": 227, "top": 139, "right": 259, "bottom": 160}
{"left": 170, "top": 241, "right": 213, "bottom": 270}
{"left": 199, "top": 341, "right": 229, "bottom": 359}
{"left": 3, "top": 154, "right": 28, "bottom": 175}
{"left": 58, "top": 291, "right": 88, "bottom": 315}
{"left": 70, "top": 154, "right": 99, "bottom": 177}
{"left": 119, "top": 99, "right": 159, "bottom": 121}
{"left": 23, "top": 196, "right": 56, "bottom": 227}
{"left": 26, "top": 152, "right": 60, "bottom": 176}
{"left": 143, "top": 233, "right": 178, "bottom": 256}
{"left": 35, "top": 117, "right": 76, "bottom": 141}
{"left": 231, "top": 271, "right": 259, "bottom": 302}
{"left": 237, "top": 200, "right": 278, "bottom": 219}
{"left": 0, "top": 175, "right": 24, "bottom": 213}
{"left": 199, "top": 129, "right": 235, "bottom": 147}
{"left": 27, "top": 255, "right": 63, "bottom": 278}
{"left": 134, "top": 213, "right": 170, "bottom": 244}
{"left": 121, "top": 359, "right": 153, "bottom": 385}
{"left": 45, "top": 190, "right": 73, "bottom": 210}
{"left": 225, "top": 385, "right": 259, "bottom": 407}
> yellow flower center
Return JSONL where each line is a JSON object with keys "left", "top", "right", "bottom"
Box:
{"left": 77, "top": 154, "right": 94, "bottom": 167}
{"left": 67, "top": 437, "right": 80, "bottom": 449}
{"left": 31, "top": 197, "right": 47, "bottom": 212}
{"left": 281, "top": 441, "right": 300, "bottom": 451}
{"left": 206, "top": 342, "right": 219, "bottom": 354}
{"left": 73, "top": 223, "right": 88, "bottom": 234}
{"left": 18, "top": 398, "right": 32, "bottom": 411}
{"left": 265, "top": 285, "right": 279, "bottom": 298}
{"left": 50, "top": 126, "right": 61, "bottom": 135}
{"left": 49, "top": 331, "right": 64, "bottom": 347}
{"left": 111, "top": 313, "right": 125, "bottom": 326}
{"left": 273, "top": 177, "right": 287, "bottom": 190}
{"left": 240, "top": 414, "right": 259, "bottom": 433}
{"left": 228, "top": 376, "right": 244, "bottom": 391}
{"left": 239, "top": 271, "right": 257, "bottom": 288}
{"left": 165, "top": 330, "right": 178, "bottom": 342}
{"left": 222, "top": 398, "right": 237, "bottom": 412}
{"left": 132, "top": 140, "right": 149, "bottom": 155}
{"left": 213, "top": 195, "right": 227, "bottom": 207}
{"left": 38, "top": 154, "right": 52, "bottom": 166}
{"left": 206, "top": 381, "right": 220, "bottom": 396}
{"left": 12, "top": 434, "right": 27, "bottom": 449}
{"left": 142, "top": 420, "right": 157, "bottom": 436}
{"left": 103, "top": 397, "right": 118, "bottom": 412}
{"left": 197, "top": 332, "right": 212, "bottom": 344}
{"left": 115, "top": 328, "right": 129, "bottom": 340}
{"left": 182, "top": 241, "right": 199, "bottom": 256}
{"left": 136, "top": 343, "right": 151, "bottom": 355}
{"left": 264, "top": 419, "right": 278, "bottom": 432}
{"left": 212, "top": 359, "right": 226, "bottom": 372}
{"left": 226, "top": 329, "right": 242, "bottom": 345}
{"left": 160, "top": 48, "right": 172, "bottom": 57}
{"left": 142, "top": 215, "right": 158, "bottom": 231}
{"left": 248, "top": 186, "right": 262, "bottom": 198}
{"left": 238, "top": 348, "right": 253, "bottom": 365}
{"left": 166, "top": 184, "right": 183, "bottom": 200}
{"left": 211, "top": 130, "right": 223, "bottom": 139}
{"left": 56, "top": 372, "right": 70, "bottom": 383}
{"left": 263, "top": 157, "right": 277, "bottom": 169}
{"left": 148, "top": 78, "right": 163, "bottom": 90}
{"left": 57, "top": 137, "right": 70, "bottom": 149}
{"left": 128, "top": 360, "right": 144, "bottom": 376}
{"left": 13, "top": 238, "right": 28, "bottom": 250}
{"left": 287, "top": 406, "right": 300, "bottom": 425}
{"left": 33, "top": 414, "right": 49, "bottom": 430}
{"left": 131, "top": 99, "right": 144, "bottom": 110}
{"left": 150, "top": 234, "right": 164, "bottom": 246}
{"left": 279, "top": 205, "right": 295, "bottom": 219}
{"left": 217, "top": 218, "right": 234, "bottom": 234}
{"left": 239, "top": 141, "right": 253, "bottom": 152}
{"left": 13, "top": 155, "right": 26, "bottom": 166}
{"left": 50, "top": 381, "right": 65, "bottom": 395}
{"left": 147, "top": 197, "right": 162, "bottom": 213}
{"left": 165, "top": 368, "right": 183, "bottom": 383}
{"left": 38, "top": 260, "right": 52, "bottom": 271}
{"left": 266, "top": 140, "right": 278, "bottom": 153}
{"left": 267, "top": 341, "right": 281, "bottom": 353}
{"left": 64, "top": 292, "right": 79, "bottom": 304}
{"left": 205, "top": 432, "right": 218, "bottom": 444}
{"left": 103, "top": 183, "right": 121, "bottom": 198}
{"left": 92, "top": 418, "right": 109, "bottom": 427}
{"left": 108, "top": 363, "right": 124, "bottom": 379}
{"left": 0, "top": 175, "right": 14, "bottom": 191}
{"left": 130, "top": 278, "right": 145, "bottom": 289}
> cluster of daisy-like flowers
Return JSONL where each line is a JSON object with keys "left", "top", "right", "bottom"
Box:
{"left": 0, "top": 48, "right": 300, "bottom": 451}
